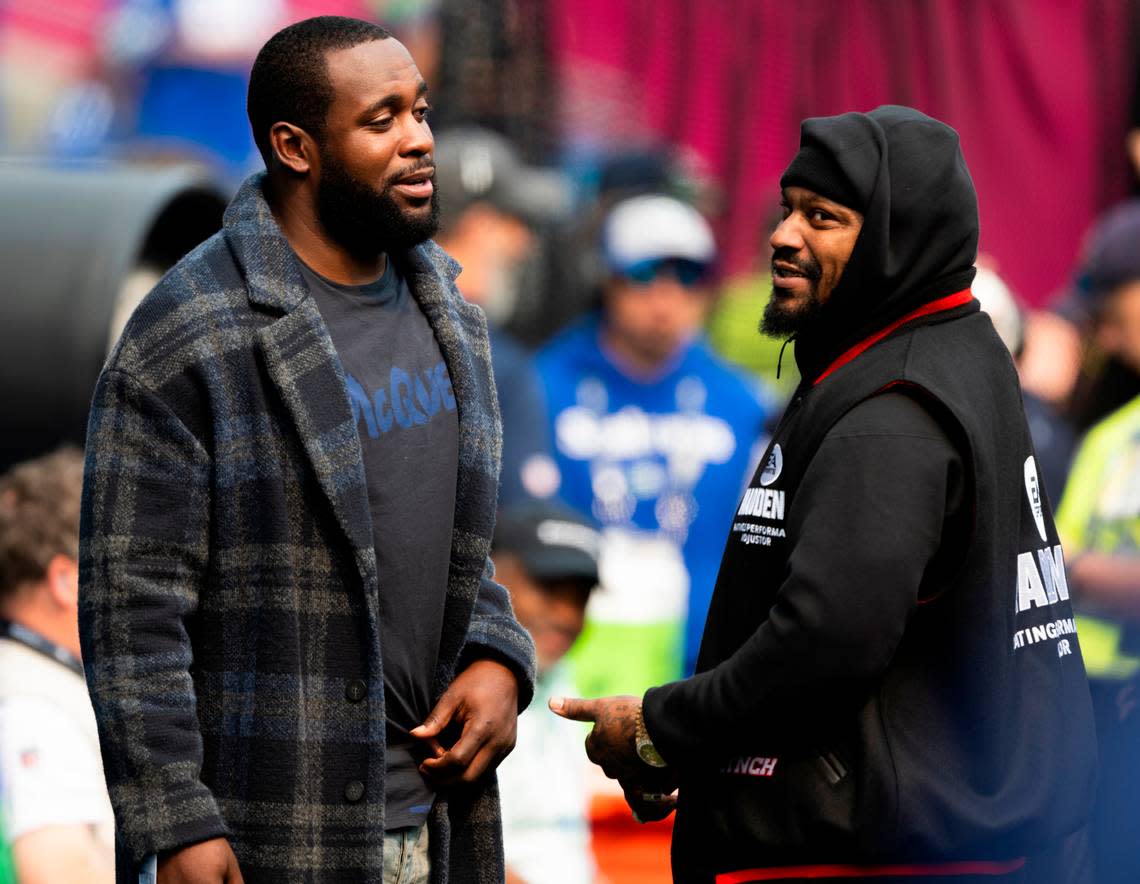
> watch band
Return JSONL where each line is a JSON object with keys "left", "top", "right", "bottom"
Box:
{"left": 635, "top": 704, "right": 668, "bottom": 768}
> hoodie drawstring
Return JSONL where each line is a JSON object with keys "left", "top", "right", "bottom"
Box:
{"left": 777, "top": 335, "right": 795, "bottom": 380}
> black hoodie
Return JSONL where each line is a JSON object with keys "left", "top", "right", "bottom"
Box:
{"left": 782, "top": 105, "right": 979, "bottom": 381}
{"left": 642, "top": 107, "right": 1097, "bottom": 883}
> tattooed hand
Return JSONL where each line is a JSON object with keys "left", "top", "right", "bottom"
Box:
{"left": 549, "top": 694, "right": 647, "bottom": 781}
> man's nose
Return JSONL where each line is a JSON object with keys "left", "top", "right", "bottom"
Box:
{"left": 402, "top": 118, "right": 433, "bottom": 156}
{"left": 769, "top": 216, "right": 804, "bottom": 253}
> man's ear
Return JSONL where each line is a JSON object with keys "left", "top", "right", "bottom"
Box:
{"left": 44, "top": 553, "right": 79, "bottom": 611}
{"left": 269, "top": 122, "right": 317, "bottom": 175}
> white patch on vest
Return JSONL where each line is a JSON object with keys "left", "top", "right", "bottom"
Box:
{"left": 1023, "top": 456, "right": 1048, "bottom": 542}
{"left": 759, "top": 443, "right": 783, "bottom": 487}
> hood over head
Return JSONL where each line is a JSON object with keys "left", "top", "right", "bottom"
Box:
{"left": 779, "top": 105, "right": 979, "bottom": 380}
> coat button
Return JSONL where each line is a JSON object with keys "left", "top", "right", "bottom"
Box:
{"left": 344, "top": 780, "right": 365, "bottom": 803}
{"left": 345, "top": 679, "right": 367, "bottom": 703}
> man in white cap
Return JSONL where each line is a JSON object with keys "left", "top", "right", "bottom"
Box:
{"left": 536, "top": 193, "right": 768, "bottom": 712}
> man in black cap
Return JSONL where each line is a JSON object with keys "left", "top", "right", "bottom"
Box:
{"left": 552, "top": 106, "right": 1098, "bottom": 882}
{"left": 491, "top": 502, "right": 600, "bottom": 884}
{"left": 432, "top": 127, "right": 570, "bottom": 508}
{"left": 1054, "top": 200, "right": 1140, "bottom": 884}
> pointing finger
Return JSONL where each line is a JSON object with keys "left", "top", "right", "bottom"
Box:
{"left": 549, "top": 696, "right": 601, "bottom": 722}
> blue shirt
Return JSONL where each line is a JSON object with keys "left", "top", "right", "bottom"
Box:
{"left": 537, "top": 313, "right": 768, "bottom": 675}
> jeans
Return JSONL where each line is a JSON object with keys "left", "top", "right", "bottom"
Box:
{"left": 137, "top": 854, "right": 157, "bottom": 884}
{"left": 383, "top": 824, "right": 431, "bottom": 884}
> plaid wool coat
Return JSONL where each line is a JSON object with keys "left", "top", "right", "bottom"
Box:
{"left": 78, "top": 174, "right": 536, "bottom": 883}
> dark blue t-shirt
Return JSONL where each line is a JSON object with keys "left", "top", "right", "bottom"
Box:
{"left": 300, "top": 258, "right": 458, "bottom": 829}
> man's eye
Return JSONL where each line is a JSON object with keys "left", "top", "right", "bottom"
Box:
{"left": 414, "top": 105, "right": 432, "bottom": 121}
{"left": 370, "top": 117, "right": 394, "bottom": 129}
{"left": 810, "top": 209, "right": 832, "bottom": 222}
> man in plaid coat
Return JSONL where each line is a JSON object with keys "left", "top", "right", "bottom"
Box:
{"left": 78, "top": 17, "right": 535, "bottom": 884}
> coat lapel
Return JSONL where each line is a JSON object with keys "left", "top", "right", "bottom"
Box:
{"left": 256, "top": 303, "right": 376, "bottom": 579}
{"left": 223, "top": 174, "right": 376, "bottom": 588}
{"left": 398, "top": 242, "right": 502, "bottom": 669}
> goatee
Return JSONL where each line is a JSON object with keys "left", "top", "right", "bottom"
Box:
{"left": 761, "top": 289, "right": 827, "bottom": 337}
{"left": 316, "top": 152, "right": 440, "bottom": 261}
{"left": 761, "top": 249, "right": 824, "bottom": 338}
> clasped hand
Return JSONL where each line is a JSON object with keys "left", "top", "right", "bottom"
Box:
{"left": 411, "top": 658, "right": 520, "bottom": 786}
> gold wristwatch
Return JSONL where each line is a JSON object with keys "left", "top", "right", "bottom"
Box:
{"left": 635, "top": 704, "right": 667, "bottom": 768}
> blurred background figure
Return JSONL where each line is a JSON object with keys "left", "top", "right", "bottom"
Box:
{"left": 0, "top": 447, "right": 114, "bottom": 884}
{"left": 492, "top": 501, "right": 600, "bottom": 884}
{"left": 973, "top": 263, "right": 1077, "bottom": 506}
{"left": 535, "top": 194, "right": 768, "bottom": 881}
{"left": 433, "top": 126, "right": 571, "bottom": 507}
{"left": 1053, "top": 200, "right": 1140, "bottom": 884}
{"left": 1066, "top": 201, "right": 1140, "bottom": 432}
{"left": 537, "top": 193, "right": 768, "bottom": 692}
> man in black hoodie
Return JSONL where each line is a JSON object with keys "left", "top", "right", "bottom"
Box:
{"left": 552, "top": 106, "right": 1098, "bottom": 883}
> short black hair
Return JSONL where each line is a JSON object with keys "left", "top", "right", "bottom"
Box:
{"left": 247, "top": 16, "right": 392, "bottom": 166}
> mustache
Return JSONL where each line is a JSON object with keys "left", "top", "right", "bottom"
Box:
{"left": 386, "top": 159, "right": 436, "bottom": 188}
{"left": 771, "top": 247, "right": 822, "bottom": 281}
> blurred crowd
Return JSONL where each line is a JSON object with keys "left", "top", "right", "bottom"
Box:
{"left": 3, "top": 2, "right": 1140, "bottom": 883}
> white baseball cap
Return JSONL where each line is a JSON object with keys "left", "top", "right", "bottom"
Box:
{"left": 602, "top": 194, "right": 716, "bottom": 277}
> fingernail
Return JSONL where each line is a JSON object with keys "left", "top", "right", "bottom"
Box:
{"left": 549, "top": 697, "right": 564, "bottom": 712}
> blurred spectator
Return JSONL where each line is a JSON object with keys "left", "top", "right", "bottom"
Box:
{"left": 973, "top": 264, "right": 1077, "bottom": 505}
{"left": 433, "top": 126, "right": 571, "bottom": 506}
{"left": 0, "top": 447, "right": 113, "bottom": 884}
{"left": 1055, "top": 201, "right": 1140, "bottom": 433}
{"left": 492, "top": 501, "right": 600, "bottom": 884}
{"left": 103, "top": 0, "right": 287, "bottom": 176}
{"left": 537, "top": 193, "right": 768, "bottom": 698}
{"left": 517, "top": 146, "right": 708, "bottom": 348}
{"left": 1054, "top": 201, "right": 1140, "bottom": 884}
{"left": 1056, "top": 394, "right": 1140, "bottom": 884}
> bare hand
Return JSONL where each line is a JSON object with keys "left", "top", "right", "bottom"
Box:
{"left": 549, "top": 694, "right": 647, "bottom": 782}
{"left": 411, "top": 658, "right": 519, "bottom": 786}
{"left": 157, "top": 838, "right": 243, "bottom": 884}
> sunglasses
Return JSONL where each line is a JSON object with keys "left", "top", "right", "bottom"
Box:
{"left": 621, "top": 257, "right": 712, "bottom": 288}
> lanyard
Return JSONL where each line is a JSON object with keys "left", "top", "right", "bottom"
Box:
{"left": 0, "top": 619, "right": 84, "bottom": 677}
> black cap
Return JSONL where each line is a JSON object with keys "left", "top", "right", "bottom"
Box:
{"left": 1078, "top": 201, "right": 1140, "bottom": 303}
{"left": 434, "top": 127, "right": 572, "bottom": 227}
{"left": 493, "top": 501, "right": 600, "bottom": 586}
{"left": 1054, "top": 200, "right": 1140, "bottom": 323}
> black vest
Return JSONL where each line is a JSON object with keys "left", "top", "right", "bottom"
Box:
{"left": 672, "top": 301, "right": 1097, "bottom": 878}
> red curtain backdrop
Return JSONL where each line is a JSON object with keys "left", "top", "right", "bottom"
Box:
{"left": 549, "top": 0, "right": 1139, "bottom": 307}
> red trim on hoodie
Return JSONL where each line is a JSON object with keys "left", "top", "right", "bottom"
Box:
{"left": 812, "top": 290, "right": 975, "bottom": 387}
{"left": 715, "top": 857, "right": 1026, "bottom": 882}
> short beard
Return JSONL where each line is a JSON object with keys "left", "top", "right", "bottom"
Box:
{"left": 760, "top": 288, "right": 827, "bottom": 337}
{"left": 760, "top": 249, "right": 824, "bottom": 338}
{"left": 316, "top": 149, "right": 440, "bottom": 261}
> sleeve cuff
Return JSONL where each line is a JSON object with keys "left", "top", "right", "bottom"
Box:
{"left": 458, "top": 640, "right": 537, "bottom": 712}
